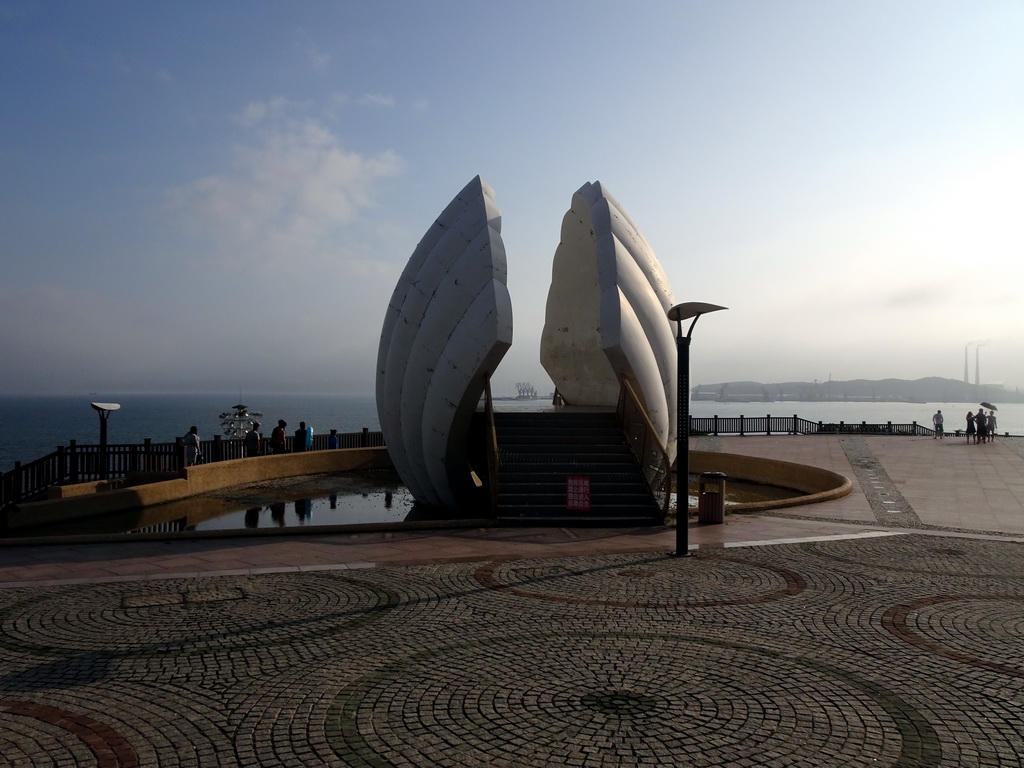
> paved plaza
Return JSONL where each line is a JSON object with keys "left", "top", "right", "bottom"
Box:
{"left": 2, "top": 435, "right": 1024, "bottom": 766}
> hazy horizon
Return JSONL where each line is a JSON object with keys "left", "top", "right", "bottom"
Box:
{"left": 3, "top": 2, "right": 1022, "bottom": 396}
{"left": 0, "top": 373, "right": 1018, "bottom": 401}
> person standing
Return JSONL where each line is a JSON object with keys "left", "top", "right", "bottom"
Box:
{"left": 245, "top": 422, "right": 262, "bottom": 457}
{"left": 987, "top": 411, "right": 997, "bottom": 441}
{"left": 293, "top": 421, "right": 308, "bottom": 453}
{"left": 184, "top": 425, "right": 201, "bottom": 466}
{"left": 932, "top": 409, "right": 944, "bottom": 439}
{"left": 965, "top": 411, "right": 976, "bottom": 444}
{"left": 328, "top": 429, "right": 339, "bottom": 449}
{"left": 977, "top": 409, "right": 988, "bottom": 444}
{"left": 270, "top": 419, "right": 288, "bottom": 454}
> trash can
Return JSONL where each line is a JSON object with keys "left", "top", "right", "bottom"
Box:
{"left": 698, "top": 471, "right": 727, "bottom": 524}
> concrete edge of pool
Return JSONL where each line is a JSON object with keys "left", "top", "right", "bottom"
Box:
{"left": 691, "top": 449, "right": 853, "bottom": 513}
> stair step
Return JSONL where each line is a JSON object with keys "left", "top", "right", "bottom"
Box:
{"left": 497, "top": 433, "right": 626, "bottom": 445}
{"left": 497, "top": 506, "right": 662, "bottom": 524}
{"left": 492, "top": 409, "right": 660, "bottom": 524}
{"left": 499, "top": 494, "right": 655, "bottom": 506}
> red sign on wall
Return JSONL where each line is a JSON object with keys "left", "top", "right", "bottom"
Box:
{"left": 566, "top": 476, "right": 591, "bottom": 510}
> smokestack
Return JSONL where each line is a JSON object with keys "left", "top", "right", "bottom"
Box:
{"left": 975, "top": 346, "right": 980, "bottom": 386}
{"left": 964, "top": 344, "right": 969, "bottom": 384}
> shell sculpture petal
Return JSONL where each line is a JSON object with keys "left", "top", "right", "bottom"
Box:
{"left": 376, "top": 176, "right": 513, "bottom": 510}
{"left": 540, "top": 181, "right": 677, "bottom": 463}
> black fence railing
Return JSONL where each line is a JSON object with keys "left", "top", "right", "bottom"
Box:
{"left": 0, "top": 414, "right": 990, "bottom": 509}
{"left": 1, "top": 428, "right": 385, "bottom": 509}
{"left": 690, "top": 414, "right": 935, "bottom": 437}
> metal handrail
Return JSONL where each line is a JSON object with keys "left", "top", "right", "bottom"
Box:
{"left": 483, "top": 375, "right": 500, "bottom": 515}
{"left": 615, "top": 379, "right": 672, "bottom": 520}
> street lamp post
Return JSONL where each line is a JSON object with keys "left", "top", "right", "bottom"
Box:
{"left": 90, "top": 402, "right": 120, "bottom": 481}
{"left": 667, "top": 302, "right": 726, "bottom": 557}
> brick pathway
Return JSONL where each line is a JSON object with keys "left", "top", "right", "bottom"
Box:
{"left": 2, "top": 535, "right": 1024, "bottom": 766}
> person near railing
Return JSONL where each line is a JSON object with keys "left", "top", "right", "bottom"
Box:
{"left": 270, "top": 419, "right": 288, "bottom": 454}
{"left": 932, "top": 410, "right": 944, "bottom": 440}
{"left": 245, "top": 422, "right": 263, "bottom": 457}
{"left": 184, "top": 426, "right": 202, "bottom": 466}
{"left": 293, "top": 421, "right": 309, "bottom": 453}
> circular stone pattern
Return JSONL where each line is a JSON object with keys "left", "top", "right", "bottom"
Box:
{"left": 324, "top": 633, "right": 931, "bottom": 767}
{"left": 0, "top": 700, "right": 138, "bottom": 767}
{"left": 884, "top": 594, "right": 1024, "bottom": 678}
{"left": 0, "top": 572, "right": 395, "bottom": 658}
{"left": 807, "top": 537, "right": 1024, "bottom": 579}
{"left": 474, "top": 553, "right": 804, "bottom": 608}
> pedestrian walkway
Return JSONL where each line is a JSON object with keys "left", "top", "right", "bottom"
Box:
{"left": 2, "top": 435, "right": 1024, "bottom": 765}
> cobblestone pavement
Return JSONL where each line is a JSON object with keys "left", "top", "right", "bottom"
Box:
{"left": 4, "top": 534, "right": 1024, "bottom": 766}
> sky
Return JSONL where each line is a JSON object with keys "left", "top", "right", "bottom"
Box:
{"left": 2, "top": 0, "right": 1022, "bottom": 398}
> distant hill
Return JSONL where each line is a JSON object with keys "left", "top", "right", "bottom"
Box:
{"left": 693, "top": 377, "right": 1023, "bottom": 404}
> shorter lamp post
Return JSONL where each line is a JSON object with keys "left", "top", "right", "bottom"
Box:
{"left": 90, "top": 402, "right": 120, "bottom": 481}
{"left": 667, "top": 302, "right": 726, "bottom": 557}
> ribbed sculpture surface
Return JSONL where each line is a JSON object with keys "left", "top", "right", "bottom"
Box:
{"left": 540, "top": 181, "right": 677, "bottom": 463}
{"left": 376, "top": 176, "right": 513, "bottom": 510}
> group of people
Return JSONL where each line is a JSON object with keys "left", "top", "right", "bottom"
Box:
{"left": 244, "top": 420, "right": 340, "bottom": 456}
{"left": 250, "top": 419, "right": 311, "bottom": 456}
{"left": 965, "top": 408, "right": 997, "bottom": 444}
{"left": 934, "top": 408, "right": 998, "bottom": 443}
{"left": 183, "top": 420, "right": 343, "bottom": 465}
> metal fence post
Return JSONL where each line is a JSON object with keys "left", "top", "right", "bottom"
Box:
{"left": 12, "top": 462, "right": 22, "bottom": 504}
{"left": 69, "top": 440, "right": 79, "bottom": 484}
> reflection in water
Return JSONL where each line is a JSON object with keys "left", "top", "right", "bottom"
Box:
{"left": 189, "top": 471, "right": 417, "bottom": 533}
{"left": 3, "top": 470, "right": 421, "bottom": 538}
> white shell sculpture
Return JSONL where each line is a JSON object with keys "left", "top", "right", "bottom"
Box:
{"left": 540, "top": 181, "right": 677, "bottom": 462}
{"left": 376, "top": 176, "right": 513, "bottom": 510}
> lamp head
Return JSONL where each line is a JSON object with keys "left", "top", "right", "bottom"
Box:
{"left": 667, "top": 302, "right": 728, "bottom": 322}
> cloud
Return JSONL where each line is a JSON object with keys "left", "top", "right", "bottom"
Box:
{"left": 168, "top": 116, "right": 403, "bottom": 276}
{"left": 306, "top": 42, "right": 332, "bottom": 71}
{"left": 234, "top": 97, "right": 301, "bottom": 126}
{"left": 358, "top": 93, "right": 396, "bottom": 108}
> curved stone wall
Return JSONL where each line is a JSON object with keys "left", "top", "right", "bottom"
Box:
{"left": 375, "top": 176, "right": 512, "bottom": 511}
{"left": 540, "top": 181, "right": 677, "bottom": 462}
{"left": 690, "top": 450, "right": 853, "bottom": 511}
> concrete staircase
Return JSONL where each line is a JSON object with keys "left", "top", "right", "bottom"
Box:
{"left": 493, "top": 410, "right": 662, "bottom": 524}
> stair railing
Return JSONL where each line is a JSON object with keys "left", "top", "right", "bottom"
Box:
{"left": 483, "top": 375, "right": 500, "bottom": 515}
{"left": 616, "top": 379, "right": 671, "bottom": 520}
